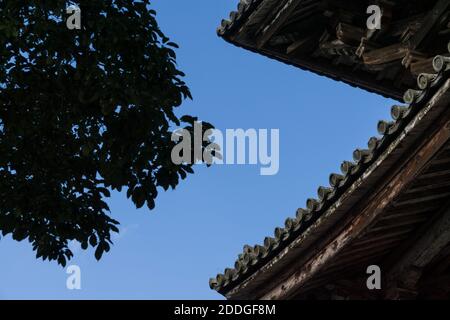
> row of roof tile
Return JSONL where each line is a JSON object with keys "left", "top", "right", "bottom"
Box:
{"left": 217, "top": 0, "right": 261, "bottom": 36}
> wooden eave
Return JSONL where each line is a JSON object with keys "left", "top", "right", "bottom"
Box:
{"left": 218, "top": 0, "right": 450, "bottom": 100}
{"left": 210, "top": 50, "right": 450, "bottom": 299}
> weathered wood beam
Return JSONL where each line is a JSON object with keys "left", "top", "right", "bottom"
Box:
{"left": 363, "top": 43, "right": 409, "bottom": 65}
{"left": 379, "top": 209, "right": 434, "bottom": 221}
{"left": 259, "top": 101, "right": 450, "bottom": 300}
{"left": 286, "top": 32, "right": 321, "bottom": 55}
{"left": 410, "top": 57, "right": 437, "bottom": 76}
{"left": 319, "top": 249, "right": 392, "bottom": 280}
{"left": 428, "top": 155, "right": 450, "bottom": 165}
{"left": 409, "top": 0, "right": 450, "bottom": 50}
{"left": 388, "top": 204, "right": 450, "bottom": 271}
{"left": 369, "top": 216, "right": 426, "bottom": 233}
{"left": 384, "top": 202, "right": 450, "bottom": 296}
{"left": 322, "top": 0, "right": 368, "bottom": 16}
{"left": 331, "top": 278, "right": 378, "bottom": 300}
{"left": 421, "top": 159, "right": 450, "bottom": 173}
{"left": 356, "top": 227, "right": 415, "bottom": 245}
{"left": 418, "top": 168, "right": 450, "bottom": 179}
{"left": 267, "top": 48, "right": 404, "bottom": 99}
{"left": 393, "top": 192, "right": 450, "bottom": 206}
{"left": 415, "top": 172, "right": 450, "bottom": 186}
{"left": 402, "top": 50, "right": 428, "bottom": 69}
{"left": 286, "top": 38, "right": 310, "bottom": 55}
{"left": 356, "top": 37, "right": 378, "bottom": 58}
{"left": 284, "top": 0, "right": 321, "bottom": 27}
{"left": 256, "top": 0, "right": 303, "bottom": 49}
{"left": 339, "top": 238, "right": 401, "bottom": 258}
{"left": 405, "top": 180, "right": 450, "bottom": 193}
{"left": 392, "top": 199, "right": 443, "bottom": 213}
{"left": 388, "top": 14, "right": 424, "bottom": 38}
{"left": 336, "top": 23, "right": 365, "bottom": 46}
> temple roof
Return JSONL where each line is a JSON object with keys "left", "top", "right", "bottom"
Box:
{"left": 210, "top": 45, "right": 450, "bottom": 298}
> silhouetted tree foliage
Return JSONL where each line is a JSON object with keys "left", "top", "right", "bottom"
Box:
{"left": 0, "top": 0, "right": 213, "bottom": 265}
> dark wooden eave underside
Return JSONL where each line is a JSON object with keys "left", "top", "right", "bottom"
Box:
{"left": 218, "top": 0, "right": 450, "bottom": 100}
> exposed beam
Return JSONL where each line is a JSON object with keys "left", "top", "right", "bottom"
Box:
{"left": 402, "top": 50, "right": 428, "bottom": 69}
{"left": 336, "top": 23, "right": 365, "bottom": 46}
{"left": 322, "top": 250, "right": 392, "bottom": 277}
{"left": 418, "top": 168, "right": 450, "bottom": 179}
{"left": 368, "top": 217, "right": 426, "bottom": 233}
{"left": 384, "top": 202, "right": 450, "bottom": 297}
{"left": 428, "top": 155, "right": 450, "bottom": 165}
{"left": 363, "top": 43, "right": 409, "bottom": 65}
{"left": 388, "top": 14, "right": 424, "bottom": 38}
{"left": 286, "top": 33, "right": 319, "bottom": 55}
{"left": 410, "top": 57, "right": 437, "bottom": 75}
{"left": 409, "top": 0, "right": 450, "bottom": 50}
{"left": 256, "top": 0, "right": 303, "bottom": 49}
{"left": 405, "top": 180, "right": 450, "bottom": 193}
{"left": 355, "top": 227, "right": 415, "bottom": 245}
{"left": 267, "top": 49, "right": 405, "bottom": 99}
{"left": 379, "top": 210, "right": 434, "bottom": 221}
{"left": 387, "top": 203, "right": 450, "bottom": 271}
{"left": 393, "top": 192, "right": 450, "bottom": 206}
{"left": 339, "top": 238, "right": 401, "bottom": 258}
{"left": 333, "top": 278, "right": 378, "bottom": 300}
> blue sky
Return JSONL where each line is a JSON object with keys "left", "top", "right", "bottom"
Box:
{"left": 0, "top": 0, "right": 395, "bottom": 299}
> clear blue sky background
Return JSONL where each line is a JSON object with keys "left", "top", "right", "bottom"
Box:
{"left": 0, "top": 0, "right": 395, "bottom": 299}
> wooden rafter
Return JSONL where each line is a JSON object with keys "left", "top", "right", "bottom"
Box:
{"left": 336, "top": 23, "right": 365, "bottom": 46}
{"left": 383, "top": 202, "right": 450, "bottom": 298}
{"left": 362, "top": 43, "right": 409, "bottom": 66}
{"left": 286, "top": 36, "right": 314, "bottom": 55}
{"left": 409, "top": 0, "right": 450, "bottom": 50}
{"left": 256, "top": 0, "right": 303, "bottom": 49}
